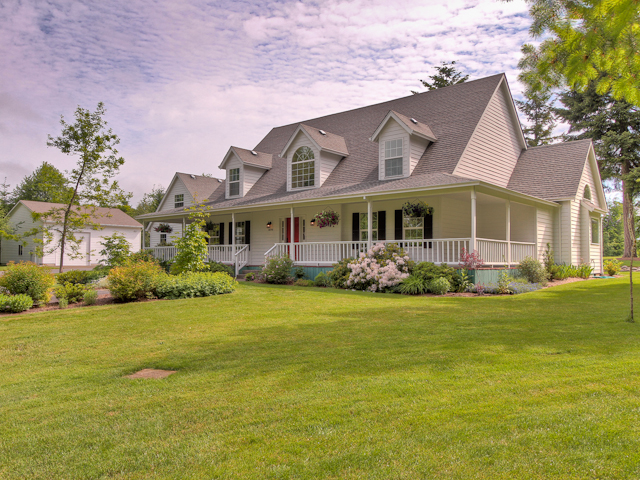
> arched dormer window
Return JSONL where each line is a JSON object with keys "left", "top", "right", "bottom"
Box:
{"left": 292, "top": 146, "right": 315, "bottom": 188}
{"left": 584, "top": 185, "right": 592, "bottom": 200}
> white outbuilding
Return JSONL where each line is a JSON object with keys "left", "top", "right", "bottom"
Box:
{"left": 0, "top": 200, "right": 142, "bottom": 266}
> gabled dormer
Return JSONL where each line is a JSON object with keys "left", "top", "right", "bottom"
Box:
{"left": 370, "top": 111, "right": 437, "bottom": 181}
{"left": 280, "top": 124, "right": 349, "bottom": 192}
{"left": 219, "top": 147, "right": 272, "bottom": 199}
{"left": 157, "top": 173, "right": 223, "bottom": 211}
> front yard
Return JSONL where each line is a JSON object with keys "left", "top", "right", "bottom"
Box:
{"left": 1, "top": 279, "right": 639, "bottom": 479}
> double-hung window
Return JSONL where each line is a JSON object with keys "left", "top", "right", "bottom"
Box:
{"left": 159, "top": 233, "right": 167, "bottom": 245}
{"left": 229, "top": 168, "right": 240, "bottom": 197}
{"left": 174, "top": 194, "right": 184, "bottom": 208}
{"left": 384, "top": 139, "right": 403, "bottom": 177}
{"left": 291, "top": 146, "right": 315, "bottom": 189}
{"left": 18, "top": 245, "right": 23, "bottom": 256}
{"left": 359, "top": 212, "right": 378, "bottom": 241}
{"left": 235, "top": 221, "right": 245, "bottom": 245}
{"left": 208, "top": 223, "right": 220, "bottom": 245}
{"left": 403, "top": 215, "right": 424, "bottom": 241}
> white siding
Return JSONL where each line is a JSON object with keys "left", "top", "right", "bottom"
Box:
{"left": 286, "top": 132, "right": 320, "bottom": 192}
{"left": 0, "top": 204, "right": 43, "bottom": 264}
{"left": 454, "top": 81, "right": 522, "bottom": 187}
{"left": 148, "top": 221, "right": 183, "bottom": 247}
{"left": 578, "top": 155, "right": 602, "bottom": 209}
{"left": 570, "top": 200, "right": 581, "bottom": 265}
{"left": 159, "top": 178, "right": 193, "bottom": 211}
{"left": 410, "top": 136, "right": 429, "bottom": 174}
{"left": 537, "top": 207, "right": 554, "bottom": 259}
{"left": 244, "top": 165, "right": 265, "bottom": 195}
{"left": 378, "top": 120, "right": 410, "bottom": 180}
{"left": 559, "top": 201, "right": 572, "bottom": 264}
{"left": 319, "top": 151, "right": 342, "bottom": 185}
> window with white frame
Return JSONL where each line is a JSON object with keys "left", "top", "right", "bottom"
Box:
{"left": 591, "top": 218, "right": 599, "bottom": 244}
{"left": 359, "top": 212, "right": 378, "bottom": 241}
{"left": 209, "top": 223, "right": 220, "bottom": 245}
{"left": 229, "top": 168, "right": 240, "bottom": 196}
{"left": 384, "top": 139, "right": 403, "bottom": 177}
{"left": 160, "top": 233, "right": 167, "bottom": 245}
{"left": 403, "top": 215, "right": 424, "bottom": 240}
{"left": 174, "top": 194, "right": 184, "bottom": 208}
{"left": 291, "top": 146, "right": 315, "bottom": 188}
{"left": 18, "top": 245, "right": 23, "bottom": 256}
{"left": 235, "top": 221, "right": 245, "bottom": 244}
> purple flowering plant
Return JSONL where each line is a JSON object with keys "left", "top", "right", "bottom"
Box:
{"left": 313, "top": 209, "right": 340, "bottom": 228}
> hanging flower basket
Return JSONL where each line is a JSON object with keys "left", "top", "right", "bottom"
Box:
{"left": 402, "top": 200, "right": 433, "bottom": 218}
{"left": 154, "top": 223, "right": 173, "bottom": 233}
{"left": 313, "top": 209, "right": 340, "bottom": 228}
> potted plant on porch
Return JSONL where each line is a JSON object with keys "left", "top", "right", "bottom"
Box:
{"left": 402, "top": 200, "right": 433, "bottom": 218}
{"left": 154, "top": 223, "right": 173, "bottom": 233}
{"left": 312, "top": 208, "right": 340, "bottom": 228}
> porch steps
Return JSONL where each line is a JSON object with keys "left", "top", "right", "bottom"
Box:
{"left": 235, "top": 273, "right": 247, "bottom": 281}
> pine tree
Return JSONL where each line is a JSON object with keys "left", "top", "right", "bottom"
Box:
{"left": 515, "top": 87, "right": 557, "bottom": 146}
{"left": 555, "top": 84, "right": 640, "bottom": 257}
{"left": 412, "top": 61, "right": 469, "bottom": 94}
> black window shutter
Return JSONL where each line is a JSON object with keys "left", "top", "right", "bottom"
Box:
{"left": 378, "top": 211, "right": 386, "bottom": 240}
{"left": 245, "top": 221, "right": 251, "bottom": 249}
{"left": 352, "top": 212, "right": 360, "bottom": 241}
{"left": 423, "top": 213, "right": 433, "bottom": 248}
{"left": 228, "top": 222, "right": 233, "bottom": 244}
{"left": 394, "top": 210, "right": 403, "bottom": 240}
{"left": 219, "top": 222, "right": 225, "bottom": 245}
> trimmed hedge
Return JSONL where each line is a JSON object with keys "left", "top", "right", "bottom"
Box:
{"left": 57, "top": 270, "right": 101, "bottom": 285}
{"left": 54, "top": 283, "right": 92, "bottom": 304}
{"left": 156, "top": 272, "right": 237, "bottom": 299}
{"left": 107, "top": 261, "right": 166, "bottom": 302}
{"left": 0, "top": 294, "right": 33, "bottom": 313}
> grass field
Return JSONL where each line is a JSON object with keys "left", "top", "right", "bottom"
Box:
{"left": 1, "top": 279, "right": 640, "bottom": 479}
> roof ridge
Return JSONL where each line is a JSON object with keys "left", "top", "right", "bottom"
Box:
{"left": 523, "top": 139, "right": 592, "bottom": 151}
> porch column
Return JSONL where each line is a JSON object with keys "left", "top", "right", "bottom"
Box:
{"left": 232, "top": 212, "right": 236, "bottom": 275}
{"left": 182, "top": 217, "right": 185, "bottom": 238}
{"left": 506, "top": 200, "right": 511, "bottom": 265}
{"left": 142, "top": 221, "right": 146, "bottom": 249}
{"left": 534, "top": 208, "right": 539, "bottom": 260}
{"left": 470, "top": 188, "right": 477, "bottom": 253}
{"left": 290, "top": 206, "right": 295, "bottom": 261}
{"left": 366, "top": 197, "right": 373, "bottom": 250}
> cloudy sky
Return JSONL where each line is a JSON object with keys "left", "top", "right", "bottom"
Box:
{"left": 1, "top": 0, "right": 534, "bottom": 204}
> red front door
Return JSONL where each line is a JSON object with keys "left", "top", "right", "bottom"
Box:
{"left": 286, "top": 217, "right": 300, "bottom": 259}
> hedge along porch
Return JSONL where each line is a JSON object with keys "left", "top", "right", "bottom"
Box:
{"left": 143, "top": 183, "right": 564, "bottom": 275}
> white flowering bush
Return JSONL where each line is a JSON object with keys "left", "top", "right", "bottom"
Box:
{"left": 346, "top": 243, "right": 411, "bottom": 292}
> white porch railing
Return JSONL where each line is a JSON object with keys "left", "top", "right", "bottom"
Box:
{"left": 511, "top": 241, "right": 537, "bottom": 263}
{"left": 149, "top": 245, "right": 249, "bottom": 273}
{"left": 477, "top": 238, "right": 509, "bottom": 265}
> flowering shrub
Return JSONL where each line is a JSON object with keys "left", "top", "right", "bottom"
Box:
{"left": 346, "top": 243, "right": 410, "bottom": 292}
{"left": 262, "top": 254, "right": 294, "bottom": 284}
{"left": 459, "top": 248, "right": 484, "bottom": 270}
{"left": 107, "top": 261, "right": 166, "bottom": 302}
{"left": 313, "top": 209, "right": 340, "bottom": 228}
{"left": 0, "top": 262, "right": 55, "bottom": 306}
{"left": 604, "top": 259, "right": 622, "bottom": 276}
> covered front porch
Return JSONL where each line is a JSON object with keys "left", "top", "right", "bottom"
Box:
{"left": 143, "top": 185, "right": 554, "bottom": 273}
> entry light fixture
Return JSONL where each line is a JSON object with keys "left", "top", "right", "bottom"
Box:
{"left": 310, "top": 219, "right": 316, "bottom": 226}
{"left": 266, "top": 221, "right": 273, "bottom": 229}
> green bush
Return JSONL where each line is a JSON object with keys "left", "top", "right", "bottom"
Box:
{"left": 58, "top": 297, "right": 68, "bottom": 309}
{"left": 604, "top": 259, "right": 622, "bottom": 276}
{"left": 398, "top": 275, "right": 429, "bottom": 295}
{"left": 245, "top": 271, "right": 256, "bottom": 282}
{"left": 98, "top": 232, "right": 132, "bottom": 267}
{"left": 57, "top": 270, "right": 101, "bottom": 285}
{"left": 518, "top": 257, "right": 548, "bottom": 285}
{"left": 294, "top": 279, "right": 314, "bottom": 287}
{"left": 0, "top": 261, "right": 55, "bottom": 306}
{"left": 83, "top": 289, "right": 98, "bottom": 305}
{"left": 314, "top": 272, "right": 331, "bottom": 287}
{"left": 107, "top": 261, "right": 167, "bottom": 302}
{"left": 328, "top": 258, "right": 354, "bottom": 289}
{"left": 0, "top": 294, "right": 33, "bottom": 313}
{"left": 413, "top": 262, "right": 456, "bottom": 285}
{"left": 429, "top": 277, "right": 450, "bottom": 295}
{"left": 576, "top": 262, "right": 594, "bottom": 279}
{"left": 294, "top": 267, "right": 305, "bottom": 279}
{"left": 54, "top": 282, "right": 92, "bottom": 304}
{"left": 156, "top": 272, "right": 237, "bottom": 299}
{"left": 451, "top": 268, "right": 472, "bottom": 293}
{"left": 262, "top": 254, "right": 294, "bottom": 284}
{"left": 205, "top": 261, "right": 234, "bottom": 277}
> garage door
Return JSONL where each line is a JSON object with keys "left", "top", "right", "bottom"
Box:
{"left": 59, "top": 232, "right": 91, "bottom": 266}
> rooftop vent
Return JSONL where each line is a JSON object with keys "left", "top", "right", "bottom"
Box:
{"left": 319, "top": 130, "right": 326, "bottom": 136}
{"left": 190, "top": 174, "right": 196, "bottom": 179}
{"left": 410, "top": 118, "right": 418, "bottom": 124}
{"left": 217, "top": 178, "right": 222, "bottom": 183}
{"left": 250, "top": 150, "right": 258, "bottom": 155}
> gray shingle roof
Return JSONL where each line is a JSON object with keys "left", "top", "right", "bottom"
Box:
{"left": 230, "top": 147, "right": 273, "bottom": 169}
{"left": 507, "top": 139, "right": 592, "bottom": 200}
{"left": 299, "top": 124, "right": 349, "bottom": 156}
{"left": 391, "top": 111, "right": 437, "bottom": 141}
{"left": 175, "top": 173, "right": 224, "bottom": 202}
{"left": 20, "top": 200, "right": 142, "bottom": 227}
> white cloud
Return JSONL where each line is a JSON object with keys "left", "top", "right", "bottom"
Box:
{"left": 0, "top": 0, "right": 533, "bottom": 203}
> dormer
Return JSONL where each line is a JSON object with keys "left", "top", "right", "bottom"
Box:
{"left": 219, "top": 147, "right": 272, "bottom": 199}
{"left": 370, "top": 111, "right": 437, "bottom": 181}
{"left": 280, "top": 124, "right": 349, "bottom": 192}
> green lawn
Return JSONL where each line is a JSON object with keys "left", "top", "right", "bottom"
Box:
{"left": 1, "top": 280, "right": 640, "bottom": 479}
